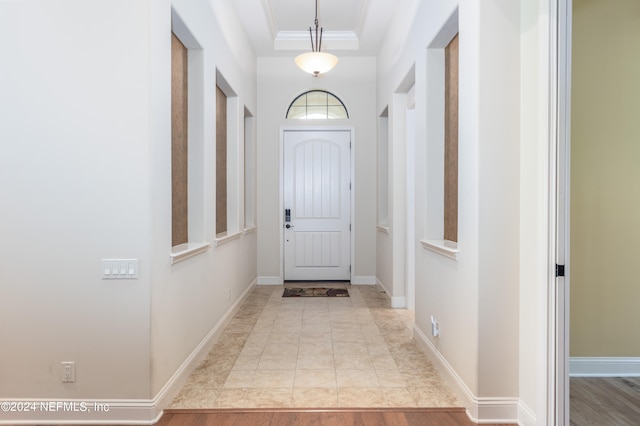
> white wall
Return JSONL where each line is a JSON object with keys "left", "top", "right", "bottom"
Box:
{"left": 476, "top": 0, "right": 520, "bottom": 399}
{"left": 0, "top": 0, "right": 558, "bottom": 423}
{"left": 518, "top": 0, "right": 552, "bottom": 423}
{"left": 0, "top": 0, "right": 153, "bottom": 400}
{"left": 376, "top": 113, "right": 393, "bottom": 292}
{"left": 376, "top": 0, "right": 552, "bottom": 422}
{"left": 149, "top": 0, "right": 257, "bottom": 398}
{"left": 0, "top": 0, "right": 257, "bottom": 422}
{"left": 377, "top": 0, "right": 485, "bottom": 396}
{"left": 256, "top": 56, "right": 377, "bottom": 284}
{"left": 377, "top": 89, "right": 415, "bottom": 307}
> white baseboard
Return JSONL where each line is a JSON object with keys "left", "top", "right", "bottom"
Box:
{"left": 413, "top": 325, "right": 519, "bottom": 425}
{"left": 149, "top": 278, "right": 257, "bottom": 415}
{"left": 0, "top": 401, "right": 164, "bottom": 425}
{"left": 157, "top": 277, "right": 256, "bottom": 394}
{"left": 569, "top": 357, "right": 640, "bottom": 377}
{"left": 259, "top": 276, "right": 377, "bottom": 286}
{"left": 375, "top": 278, "right": 392, "bottom": 301}
{"left": 390, "top": 296, "right": 406, "bottom": 308}
{"left": 351, "top": 276, "right": 376, "bottom": 285}
{"left": 374, "top": 277, "right": 405, "bottom": 308}
{"left": 517, "top": 400, "right": 538, "bottom": 426}
{"left": 259, "top": 276, "right": 377, "bottom": 285}
{"left": 257, "top": 276, "right": 283, "bottom": 285}
{"left": 0, "top": 279, "right": 257, "bottom": 425}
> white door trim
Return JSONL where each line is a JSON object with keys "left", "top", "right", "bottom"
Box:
{"left": 548, "top": 0, "right": 571, "bottom": 425}
{"left": 279, "top": 126, "right": 355, "bottom": 282}
{"left": 557, "top": 0, "right": 572, "bottom": 424}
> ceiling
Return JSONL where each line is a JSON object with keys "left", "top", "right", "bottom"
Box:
{"left": 232, "top": 0, "right": 400, "bottom": 56}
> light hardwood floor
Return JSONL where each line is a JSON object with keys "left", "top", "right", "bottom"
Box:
{"left": 158, "top": 408, "right": 516, "bottom": 425}
{"left": 570, "top": 377, "right": 640, "bottom": 425}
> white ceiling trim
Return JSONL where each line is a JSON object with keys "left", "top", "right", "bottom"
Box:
{"left": 354, "top": 0, "right": 369, "bottom": 39}
{"left": 232, "top": 0, "right": 400, "bottom": 56}
{"left": 274, "top": 30, "right": 359, "bottom": 51}
{"left": 260, "top": 0, "right": 278, "bottom": 38}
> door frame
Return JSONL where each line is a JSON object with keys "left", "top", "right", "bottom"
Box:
{"left": 549, "top": 0, "right": 571, "bottom": 424}
{"left": 279, "top": 126, "right": 355, "bottom": 283}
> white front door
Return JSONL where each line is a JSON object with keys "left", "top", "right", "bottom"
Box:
{"left": 283, "top": 130, "right": 351, "bottom": 281}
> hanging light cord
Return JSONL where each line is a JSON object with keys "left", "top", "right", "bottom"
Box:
{"left": 308, "top": 0, "right": 323, "bottom": 53}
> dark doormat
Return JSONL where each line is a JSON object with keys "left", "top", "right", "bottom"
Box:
{"left": 282, "top": 287, "right": 349, "bottom": 297}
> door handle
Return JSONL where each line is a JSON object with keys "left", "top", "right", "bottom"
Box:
{"left": 285, "top": 224, "right": 294, "bottom": 229}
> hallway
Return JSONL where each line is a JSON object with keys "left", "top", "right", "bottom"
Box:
{"left": 169, "top": 284, "right": 459, "bottom": 409}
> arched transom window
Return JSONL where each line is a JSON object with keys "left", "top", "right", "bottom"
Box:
{"left": 286, "top": 90, "right": 349, "bottom": 119}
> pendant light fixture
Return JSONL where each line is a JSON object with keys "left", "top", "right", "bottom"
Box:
{"left": 295, "top": 0, "right": 338, "bottom": 77}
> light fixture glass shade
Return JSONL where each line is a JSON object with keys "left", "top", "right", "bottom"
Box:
{"left": 295, "top": 52, "right": 338, "bottom": 76}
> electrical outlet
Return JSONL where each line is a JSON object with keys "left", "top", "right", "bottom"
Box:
{"left": 61, "top": 361, "right": 75, "bottom": 383}
{"left": 431, "top": 316, "right": 440, "bottom": 337}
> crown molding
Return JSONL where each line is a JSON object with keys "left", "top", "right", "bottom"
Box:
{"left": 274, "top": 30, "right": 359, "bottom": 50}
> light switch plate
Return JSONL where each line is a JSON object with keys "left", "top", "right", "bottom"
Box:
{"left": 102, "top": 259, "right": 138, "bottom": 279}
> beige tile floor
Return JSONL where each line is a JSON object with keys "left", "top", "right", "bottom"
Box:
{"left": 169, "top": 283, "right": 459, "bottom": 409}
